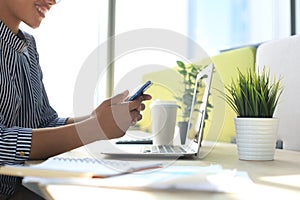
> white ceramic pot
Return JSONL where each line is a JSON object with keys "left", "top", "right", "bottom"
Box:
{"left": 234, "top": 118, "right": 279, "bottom": 161}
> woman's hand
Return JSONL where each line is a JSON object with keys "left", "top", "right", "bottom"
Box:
{"left": 92, "top": 90, "right": 151, "bottom": 139}
{"left": 30, "top": 91, "right": 151, "bottom": 159}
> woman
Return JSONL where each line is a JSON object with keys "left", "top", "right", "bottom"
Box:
{"left": 0, "top": 0, "right": 151, "bottom": 198}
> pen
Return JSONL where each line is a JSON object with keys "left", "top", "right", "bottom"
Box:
{"left": 92, "top": 163, "right": 164, "bottom": 178}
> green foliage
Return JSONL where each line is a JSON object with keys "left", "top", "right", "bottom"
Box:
{"left": 175, "top": 60, "right": 208, "bottom": 122}
{"left": 223, "top": 66, "right": 283, "bottom": 118}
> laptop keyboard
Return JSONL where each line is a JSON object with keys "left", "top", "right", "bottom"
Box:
{"left": 142, "top": 145, "right": 187, "bottom": 154}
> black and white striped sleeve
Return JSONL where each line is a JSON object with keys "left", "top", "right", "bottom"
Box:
{"left": 0, "top": 126, "right": 32, "bottom": 164}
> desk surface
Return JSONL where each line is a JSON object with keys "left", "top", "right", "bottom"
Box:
{"left": 29, "top": 141, "right": 300, "bottom": 200}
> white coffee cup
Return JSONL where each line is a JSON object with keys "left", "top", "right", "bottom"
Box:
{"left": 150, "top": 100, "right": 178, "bottom": 145}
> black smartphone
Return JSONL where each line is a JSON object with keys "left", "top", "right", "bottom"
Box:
{"left": 128, "top": 80, "right": 152, "bottom": 101}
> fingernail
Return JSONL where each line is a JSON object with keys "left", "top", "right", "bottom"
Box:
{"left": 123, "top": 90, "right": 129, "bottom": 95}
{"left": 131, "top": 120, "right": 137, "bottom": 126}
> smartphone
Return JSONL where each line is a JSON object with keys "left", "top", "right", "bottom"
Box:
{"left": 128, "top": 80, "right": 152, "bottom": 101}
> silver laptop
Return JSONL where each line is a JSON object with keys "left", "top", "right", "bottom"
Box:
{"left": 101, "top": 63, "right": 214, "bottom": 158}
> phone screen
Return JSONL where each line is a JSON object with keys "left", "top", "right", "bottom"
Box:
{"left": 128, "top": 80, "right": 152, "bottom": 101}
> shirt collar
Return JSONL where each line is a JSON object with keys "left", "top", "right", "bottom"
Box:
{"left": 0, "top": 20, "right": 28, "bottom": 52}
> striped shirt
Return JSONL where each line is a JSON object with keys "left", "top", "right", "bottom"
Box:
{"left": 0, "top": 20, "right": 67, "bottom": 196}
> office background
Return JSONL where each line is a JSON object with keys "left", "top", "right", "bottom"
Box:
{"left": 20, "top": 0, "right": 299, "bottom": 118}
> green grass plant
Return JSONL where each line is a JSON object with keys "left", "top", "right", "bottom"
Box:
{"left": 223, "top": 66, "right": 283, "bottom": 118}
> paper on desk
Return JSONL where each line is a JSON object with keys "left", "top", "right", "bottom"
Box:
{"left": 100, "top": 165, "right": 254, "bottom": 193}
{"left": 148, "top": 165, "right": 253, "bottom": 193}
{"left": 0, "top": 157, "right": 164, "bottom": 178}
{"left": 23, "top": 164, "right": 254, "bottom": 193}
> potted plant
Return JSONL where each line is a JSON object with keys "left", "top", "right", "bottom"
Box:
{"left": 223, "top": 66, "right": 283, "bottom": 160}
{"left": 175, "top": 60, "right": 212, "bottom": 144}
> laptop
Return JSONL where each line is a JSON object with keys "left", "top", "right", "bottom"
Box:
{"left": 101, "top": 63, "right": 214, "bottom": 158}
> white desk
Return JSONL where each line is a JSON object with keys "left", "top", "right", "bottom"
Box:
{"left": 26, "top": 141, "right": 300, "bottom": 200}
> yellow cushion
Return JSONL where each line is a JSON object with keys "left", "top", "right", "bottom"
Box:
{"left": 211, "top": 46, "right": 256, "bottom": 142}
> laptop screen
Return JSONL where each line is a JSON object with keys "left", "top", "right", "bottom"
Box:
{"left": 184, "top": 63, "right": 214, "bottom": 152}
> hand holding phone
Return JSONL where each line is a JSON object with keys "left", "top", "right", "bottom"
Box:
{"left": 128, "top": 80, "right": 152, "bottom": 101}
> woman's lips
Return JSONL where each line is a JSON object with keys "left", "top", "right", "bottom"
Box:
{"left": 35, "top": 5, "right": 48, "bottom": 18}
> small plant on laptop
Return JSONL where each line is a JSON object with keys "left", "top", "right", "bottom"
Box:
{"left": 175, "top": 60, "right": 212, "bottom": 143}
{"left": 175, "top": 61, "right": 203, "bottom": 122}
